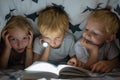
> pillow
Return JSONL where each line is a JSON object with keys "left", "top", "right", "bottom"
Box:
{"left": 108, "top": 0, "right": 120, "bottom": 49}
{"left": 0, "top": 0, "right": 108, "bottom": 40}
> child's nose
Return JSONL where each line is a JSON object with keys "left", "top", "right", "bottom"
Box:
{"left": 50, "top": 40, "right": 56, "bottom": 47}
{"left": 17, "top": 41, "right": 23, "bottom": 48}
{"left": 85, "top": 32, "right": 91, "bottom": 39}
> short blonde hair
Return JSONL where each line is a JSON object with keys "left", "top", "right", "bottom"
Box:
{"left": 88, "top": 8, "right": 120, "bottom": 36}
{"left": 4, "top": 15, "right": 33, "bottom": 33}
{"left": 38, "top": 6, "right": 69, "bottom": 35}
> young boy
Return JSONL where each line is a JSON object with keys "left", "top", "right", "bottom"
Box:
{"left": 0, "top": 16, "right": 33, "bottom": 69}
{"left": 67, "top": 8, "right": 120, "bottom": 73}
{"left": 33, "top": 6, "right": 75, "bottom": 65}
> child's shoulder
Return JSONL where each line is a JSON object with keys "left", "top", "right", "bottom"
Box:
{"left": 75, "top": 39, "right": 83, "bottom": 47}
{"left": 33, "top": 36, "right": 40, "bottom": 44}
{"left": 64, "top": 32, "right": 75, "bottom": 39}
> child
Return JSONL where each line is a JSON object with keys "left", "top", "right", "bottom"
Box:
{"left": 67, "top": 8, "right": 120, "bottom": 73}
{"left": 0, "top": 15, "right": 33, "bottom": 69}
{"left": 33, "top": 6, "right": 75, "bottom": 65}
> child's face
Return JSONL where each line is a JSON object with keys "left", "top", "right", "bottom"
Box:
{"left": 41, "top": 32, "right": 64, "bottom": 48}
{"left": 82, "top": 20, "right": 108, "bottom": 46}
{"left": 8, "top": 28, "right": 29, "bottom": 53}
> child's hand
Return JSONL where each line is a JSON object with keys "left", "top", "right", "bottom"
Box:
{"left": 67, "top": 57, "right": 78, "bottom": 66}
{"left": 27, "top": 31, "right": 33, "bottom": 49}
{"left": 39, "top": 35, "right": 44, "bottom": 44}
{"left": 39, "top": 35, "right": 49, "bottom": 47}
{"left": 80, "top": 38, "right": 98, "bottom": 53}
{"left": 77, "top": 60, "right": 85, "bottom": 68}
{"left": 1, "top": 29, "right": 11, "bottom": 49}
{"left": 91, "top": 60, "right": 115, "bottom": 73}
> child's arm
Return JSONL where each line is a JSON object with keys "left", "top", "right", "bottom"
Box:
{"left": 33, "top": 36, "right": 50, "bottom": 62}
{"left": 80, "top": 38, "right": 99, "bottom": 68}
{"left": 84, "top": 48, "right": 98, "bottom": 69}
{"left": 33, "top": 46, "right": 50, "bottom": 61}
{"left": 25, "top": 31, "right": 33, "bottom": 67}
{"left": 91, "top": 57, "right": 119, "bottom": 73}
{"left": 38, "top": 45, "right": 50, "bottom": 61}
{"left": 0, "top": 30, "right": 11, "bottom": 68}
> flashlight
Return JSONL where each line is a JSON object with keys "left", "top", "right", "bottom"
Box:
{"left": 41, "top": 40, "right": 48, "bottom": 47}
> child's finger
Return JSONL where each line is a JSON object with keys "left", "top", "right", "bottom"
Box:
{"left": 6, "top": 33, "right": 9, "bottom": 38}
{"left": 70, "top": 61, "right": 76, "bottom": 66}
{"left": 91, "top": 63, "right": 102, "bottom": 72}
{"left": 28, "top": 31, "right": 33, "bottom": 38}
{"left": 1, "top": 30, "right": 7, "bottom": 38}
{"left": 29, "top": 31, "right": 33, "bottom": 36}
{"left": 67, "top": 60, "right": 73, "bottom": 65}
{"left": 91, "top": 64, "right": 97, "bottom": 72}
{"left": 39, "top": 39, "right": 44, "bottom": 44}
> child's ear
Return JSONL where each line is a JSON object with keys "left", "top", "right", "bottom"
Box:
{"left": 106, "top": 34, "right": 116, "bottom": 43}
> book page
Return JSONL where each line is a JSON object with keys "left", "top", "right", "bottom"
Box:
{"left": 22, "top": 71, "right": 58, "bottom": 79}
{"left": 25, "top": 61, "right": 59, "bottom": 75}
{"left": 24, "top": 62, "right": 74, "bottom": 79}
{"left": 59, "top": 67, "right": 90, "bottom": 77}
{"left": 58, "top": 65, "right": 102, "bottom": 77}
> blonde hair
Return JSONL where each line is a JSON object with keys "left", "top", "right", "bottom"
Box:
{"left": 88, "top": 8, "right": 120, "bottom": 36}
{"left": 38, "top": 6, "right": 69, "bottom": 35}
{"left": 4, "top": 15, "right": 33, "bottom": 34}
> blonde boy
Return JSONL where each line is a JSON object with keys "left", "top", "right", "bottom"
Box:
{"left": 67, "top": 8, "right": 120, "bottom": 73}
{"left": 33, "top": 6, "right": 75, "bottom": 65}
{"left": 0, "top": 16, "right": 33, "bottom": 69}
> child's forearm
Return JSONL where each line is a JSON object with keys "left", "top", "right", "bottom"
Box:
{"left": 91, "top": 58, "right": 120, "bottom": 73}
{"left": 0, "top": 47, "right": 11, "bottom": 68}
{"left": 85, "top": 50, "right": 98, "bottom": 68}
{"left": 25, "top": 31, "right": 33, "bottom": 67}
{"left": 25, "top": 48, "right": 33, "bottom": 67}
{"left": 39, "top": 46, "right": 50, "bottom": 61}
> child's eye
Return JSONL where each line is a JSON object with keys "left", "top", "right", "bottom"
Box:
{"left": 92, "top": 32, "right": 99, "bottom": 36}
{"left": 84, "top": 29, "right": 88, "bottom": 32}
{"left": 23, "top": 37, "right": 28, "bottom": 40}
{"left": 9, "top": 38, "right": 17, "bottom": 42}
{"left": 56, "top": 37, "right": 61, "bottom": 40}
{"left": 11, "top": 38, "right": 16, "bottom": 41}
{"left": 56, "top": 37, "right": 60, "bottom": 39}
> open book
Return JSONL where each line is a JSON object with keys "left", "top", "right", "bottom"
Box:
{"left": 21, "top": 61, "right": 104, "bottom": 79}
